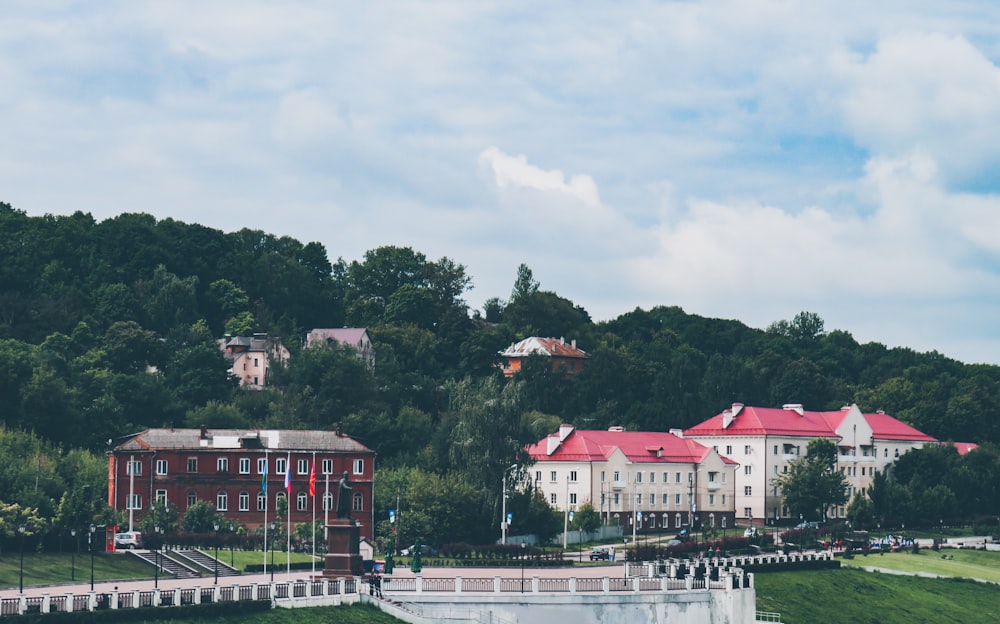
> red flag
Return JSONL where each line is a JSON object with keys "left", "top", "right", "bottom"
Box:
{"left": 308, "top": 461, "right": 316, "bottom": 497}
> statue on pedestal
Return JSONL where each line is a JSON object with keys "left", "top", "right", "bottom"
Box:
{"left": 336, "top": 471, "right": 352, "bottom": 520}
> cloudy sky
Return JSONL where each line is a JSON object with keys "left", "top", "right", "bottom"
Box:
{"left": 4, "top": 1, "right": 1000, "bottom": 364}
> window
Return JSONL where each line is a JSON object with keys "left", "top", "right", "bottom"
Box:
{"left": 297, "top": 491, "right": 308, "bottom": 511}
{"left": 783, "top": 465, "right": 788, "bottom": 473}
{"left": 675, "top": 513, "right": 682, "bottom": 528}
{"left": 744, "top": 486, "right": 752, "bottom": 496}
{"left": 675, "top": 472, "right": 681, "bottom": 483}
{"left": 745, "top": 445, "right": 752, "bottom": 454}
{"left": 613, "top": 492, "right": 620, "bottom": 505}
{"left": 649, "top": 471, "right": 655, "bottom": 483}
{"left": 663, "top": 471, "right": 669, "bottom": 483}
{"left": 187, "top": 457, "right": 198, "bottom": 473}
{"left": 709, "top": 493, "right": 716, "bottom": 506}
{"left": 884, "top": 448, "right": 889, "bottom": 458}
{"left": 323, "top": 492, "right": 333, "bottom": 512}
{"left": 298, "top": 459, "right": 309, "bottom": 475}
{"left": 744, "top": 507, "right": 752, "bottom": 518}
{"left": 569, "top": 470, "right": 578, "bottom": 482}
{"left": 635, "top": 471, "right": 642, "bottom": 483}
{"left": 126, "top": 460, "right": 142, "bottom": 476}
{"left": 600, "top": 470, "right": 605, "bottom": 482}
{"left": 353, "top": 493, "right": 363, "bottom": 512}
{"left": 353, "top": 459, "right": 364, "bottom": 475}
{"left": 675, "top": 493, "right": 681, "bottom": 505}
{"left": 187, "top": 491, "right": 197, "bottom": 508}
{"left": 662, "top": 493, "right": 669, "bottom": 505}
{"left": 217, "top": 458, "right": 228, "bottom": 473}
{"left": 276, "top": 458, "right": 287, "bottom": 474}
{"left": 257, "top": 492, "right": 267, "bottom": 511}
{"left": 722, "top": 494, "right": 726, "bottom": 505}
{"left": 254, "top": 357, "right": 259, "bottom": 367}
{"left": 550, "top": 471, "right": 557, "bottom": 482}
{"left": 708, "top": 471, "right": 718, "bottom": 483}
{"left": 725, "top": 445, "right": 732, "bottom": 455}
{"left": 239, "top": 458, "right": 250, "bottom": 474}
{"left": 127, "top": 494, "right": 142, "bottom": 510}
{"left": 155, "top": 490, "right": 167, "bottom": 505}
{"left": 322, "top": 459, "right": 333, "bottom": 475}
{"left": 569, "top": 493, "right": 577, "bottom": 505}
{"left": 635, "top": 493, "right": 642, "bottom": 505}
{"left": 239, "top": 491, "right": 250, "bottom": 511}
{"left": 773, "top": 445, "right": 778, "bottom": 455}
{"left": 648, "top": 493, "right": 655, "bottom": 506}
{"left": 550, "top": 493, "right": 557, "bottom": 504}
{"left": 613, "top": 470, "right": 620, "bottom": 482}
{"left": 535, "top": 471, "right": 542, "bottom": 482}
{"left": 258, "top": 458, "right": 268, "bottom": 474}
{"left": 744, "top": 465, "right": 752, "bottom": 475}
{"left": 217, "top": 491, "right": 228, "bottom": 511}
{"left": 155, "top": 460, "right": 168, "bottom": 475}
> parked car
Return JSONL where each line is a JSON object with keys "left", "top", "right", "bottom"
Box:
{"left": 795, "top": 521, "right": 821, "bottom": 529}
{"left": 744, "top": 527, "right": 758, "bottom": 538}
{"left": 114, "top": 531, "right": 143, "bottom": 549}
{"left": 665, "top": 539, "right": 683, "bottom": 547}
{"left": 589, "top": 547, "right": 610, "bottom": 561}
{"left": 399, "top": 544, "right": 436, "bottom": 557}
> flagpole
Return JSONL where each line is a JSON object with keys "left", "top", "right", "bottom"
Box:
{"left": 324, "top": 472, "right": 330, "bottom": 542}
{"left": 311, "top": 451, "right": 317, "bottom": 576}
{"left": 263, "top": 449, "right": 268, "bottom": 581}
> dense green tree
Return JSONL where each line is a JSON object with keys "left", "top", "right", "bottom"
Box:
{"left": 182, "top": 500, "right": 225, "bottom": 534}
{"left": 772, "top": 438, "right": 848, "bottom": 522}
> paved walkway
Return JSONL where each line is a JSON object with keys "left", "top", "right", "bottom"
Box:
{"left": 854, "top": 565, "right": 999, "bottom": 586}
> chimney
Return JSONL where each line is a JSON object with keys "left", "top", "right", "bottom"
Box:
{"left": 782, "top": 403, "right": 804, "bottom": 416}
{"left": 669, "top": 428, "right": 683, "bottom": 438}
{"left": 546, "top": 434, "right": 561, "bottom": 455}
{"left": 558, "top": 423, "right": 574, "bottom": 442}
{"left": 571, "top": 339, "right": 577, "bottom": 349}
{"left": 200, "top": 424, "right": 208, "bottom": 439}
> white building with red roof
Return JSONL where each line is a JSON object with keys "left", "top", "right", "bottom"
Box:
{"left": 683, "top": 403, "right": 937, "bottom": 526}
{"left": 525, "top": 425, "right": 738, "bottom": 535}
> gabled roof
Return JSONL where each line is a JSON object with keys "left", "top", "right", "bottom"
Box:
{"left": 306, "top": 328, "right": 370, "bottom": 349}
{"left": 683, "top": 403, "right": 936, "bottom": 443}
{"left": 113, "top": 428, "right": 372, "bottom": 454}
{"left": 526, "top": 427, "right": 737, "bottom": 465}
{"left": 499, "top": 337, "right": 588, "bottom": 359}
{"left": 951, "top": 442, "right": 979, "bottom": 456}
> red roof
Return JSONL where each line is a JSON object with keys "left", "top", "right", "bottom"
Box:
{"left": 526, "top": 428, "right": 736, "bottom": 465}
{"left": 500, "top": 337, "right": 588, "bottom": 359}
{"left": 684, "top": 404, "right": 936, "bottom": 443}
{"left": 952, "top": 442, "right": 979, "bottom": 456}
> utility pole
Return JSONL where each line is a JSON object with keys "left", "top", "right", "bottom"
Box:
{"left": 395, "top": 488, "right": 401, "bottom": 555}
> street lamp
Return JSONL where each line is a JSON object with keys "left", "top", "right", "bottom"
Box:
{"left": 18, "top": 525, "right": 26, "bottom": 594}
{"left": 71, "top": 528, "right": 77, "bottom": 582}
{"left": 520, "top": 542, "right": 526, "bottom": 593}
{"left": 89, "top": 524, "right": 96, "bottom": 591}
{"left": 213, "top": 522, "right": 221, "bottom": 585}
{"left": 270, "top": 522, "right": 276, "bottom": 582}
{"left": 154, "top": 525, "right": 161, "bottom": 589}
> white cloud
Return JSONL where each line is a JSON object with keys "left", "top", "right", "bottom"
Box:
{"left": 478, "top": 146, "right": 601, "bottom": 207}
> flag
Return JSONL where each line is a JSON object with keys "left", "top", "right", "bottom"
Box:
{"left": 261, "top": 457, "right": 268, "bottom": 494}
{"left": 308, "top": 460, "right": 316, "bottom": 497}
{"left": 284, "top": 453, "right": 292, "bottom": 493}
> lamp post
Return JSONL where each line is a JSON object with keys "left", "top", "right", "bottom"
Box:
{"left": 89, "top": 524, "right": 96, "bottom": 591}
{"left": 270, "top": 522, "right": 276, "bottom": 583}
{"left": 154, "top": 525, "right": 161, "bottom": 589}
{"left": 520, "top": 541, "right": 526, "bottom": 593}
{"left": 501, "top": 464, "right": 517, "bottom": 545}
{"left": 213, "top": 522, "right": 220, "bottom": 585}
{"left": 71, "top": 528, "right": 77, "bottom": 582}
{"left": 18, "top": 525, "right": 26, "bottom": 594}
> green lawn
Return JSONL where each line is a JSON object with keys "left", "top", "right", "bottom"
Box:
{"left": 755, "top": 568, "right": 1000, "bottom": 624}
{"left": 839, "top": 548, "right": 1000, "bottom": 583}
{"left": 147, "top": 604, "right": 402, "bottom": 624}
{"left": 0, "top": 552, "right": 154, "bottom": 589}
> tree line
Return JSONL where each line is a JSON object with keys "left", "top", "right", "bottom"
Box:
{"left": 1, "top": 203, "right": 998, "bottom": 549}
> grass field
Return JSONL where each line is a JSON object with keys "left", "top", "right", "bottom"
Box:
{"left": 153, "top": 604, "right": 402, "bottom": 624}
{"left": 755, "top": 567, "right": 1000, "bottom": 624}
{"left": 0, "top": 552, "right": 153, "bottom": 589}
{"left": 839, "top": 548, "right": 1000, "bottom": 583}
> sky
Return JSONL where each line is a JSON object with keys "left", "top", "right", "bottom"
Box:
{"left": 3, "top": 1, "right": 1000, "bottom": 365}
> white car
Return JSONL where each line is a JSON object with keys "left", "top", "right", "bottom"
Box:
{"left": 744, "top": 527, "right": 758, "bottom": 537}
{"left": 115, "top": 531, "right": 142, "bottom": 549}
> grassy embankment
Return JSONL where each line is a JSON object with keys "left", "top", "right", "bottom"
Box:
{"left": 838, "top": 548, "right": 1000, "bottom": 583}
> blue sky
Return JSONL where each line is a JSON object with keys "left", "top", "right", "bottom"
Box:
{"left": 3, "top": 1, "right": 1000, "bottom": 364}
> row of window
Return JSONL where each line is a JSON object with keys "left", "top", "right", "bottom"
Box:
{"left": 538, "top": 470, "right": 703, "bottom": 484}
{"left": 593, "top": 492, "right": 728, "bottom": 508}
{"left": 131, "top": 489, "right": 365, "bottom": 513}
{"left": 127, "top": 457, "right": 365, "bottom": 477}
{"left": 713, "top": 445, "right": 754, "bottom": 456}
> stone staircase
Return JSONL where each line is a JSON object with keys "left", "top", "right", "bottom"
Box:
{"left": 173, "top": 548, "right": 241, "bottom": 577}
{"left": 127, "top": 550, "right": 200, "bottom": 579}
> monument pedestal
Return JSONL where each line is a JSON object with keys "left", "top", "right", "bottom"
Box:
{"left": 323, "top": 520, "right": 362, "bottom": 578}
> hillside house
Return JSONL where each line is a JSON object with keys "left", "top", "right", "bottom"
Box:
{"left": 498, "top": 337, "right": 588, "bottom": 378}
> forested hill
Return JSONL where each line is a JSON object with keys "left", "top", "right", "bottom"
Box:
{"left": 2, "top": 203, "right": 999, "bottom": 462}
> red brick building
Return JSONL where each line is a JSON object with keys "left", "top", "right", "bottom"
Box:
{"left": 108, "top": 427, "right": 375, "bottom": 541}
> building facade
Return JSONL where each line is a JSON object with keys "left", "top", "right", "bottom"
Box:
{"left": 108, "top": 427, "right": 375, "bottom": 541}
{"left": 683, "top": 403, "right": 937, "bottom": 525}
{"left": 525, "top": 425, "right": 738, "bottom": 534}
{"left": 219, "top": 334, "right": 290, "bottom": 388}
{"left": 305, "top": 328, "right": 376, "bottom": 370}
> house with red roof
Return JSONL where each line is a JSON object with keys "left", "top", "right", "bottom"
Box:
{"left": 683, "top": 403, "right": 937, "bottom": 526}
{"left": 525, "top": 425, "right": 738, "bottom": 535}
{"left": 306, "top": 327, "right": 375, "bottom": 370}
{"left": 498, "top": 337, "right": 588, "bottom": 378}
